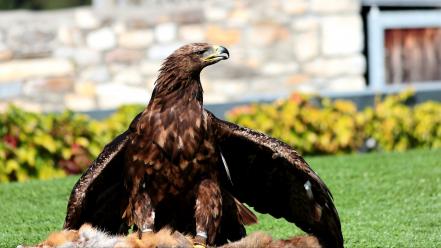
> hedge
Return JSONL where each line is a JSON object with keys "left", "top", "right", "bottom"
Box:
{"left": 227, "top": 90, "right": 441, "bottom": 155}
{"left": 0, "top": 105, "right": 143, "bottom": 183}
{"left": 1, "top": 91, "right": 440, "bottom": 182}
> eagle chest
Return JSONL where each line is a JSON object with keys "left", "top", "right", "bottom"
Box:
{"left": 126, "top": 109, "right": 218, "bottom": 195}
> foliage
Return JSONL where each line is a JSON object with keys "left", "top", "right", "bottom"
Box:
{"left": 1, "top": 91, "right": 440, "bottom": 183}
{"left": 0, "top": 0, "right": 91, "bottom": 10}
{"left": 227, "top": 90, "right": 441, "bottom": 155}
{"left": 363, "top": 91, "right": 441, "bottom": 151}
{"left": 0, "top": 105, "right": 143, "bottom": 183}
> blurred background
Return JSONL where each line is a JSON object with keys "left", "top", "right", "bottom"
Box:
{"left": 0, "top": 0, "right": 440, "bottom": 181}
{"left": 1, "top": 2, "right": 440, "bottom": 247}
{"left": 0, "top": 0, "right": 440, "bottom": 113}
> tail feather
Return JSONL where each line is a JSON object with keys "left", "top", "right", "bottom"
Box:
{"left": 233, "top": 198, "right": 258, "bottom": 226}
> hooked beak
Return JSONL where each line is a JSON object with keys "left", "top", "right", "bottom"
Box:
{"left": 202, "top": 45, "right": 229, "bottom": 63}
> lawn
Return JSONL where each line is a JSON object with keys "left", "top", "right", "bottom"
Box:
{"left": 1, "top": 149, "right": 440, "bottom": 247}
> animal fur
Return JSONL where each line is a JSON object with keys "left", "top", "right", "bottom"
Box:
{"left": 18, "top": 224, "right": 321, "bottom": 248}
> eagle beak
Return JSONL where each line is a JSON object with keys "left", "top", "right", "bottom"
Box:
{"left": 203, "top": 45, "right": 229, "bottom": 63}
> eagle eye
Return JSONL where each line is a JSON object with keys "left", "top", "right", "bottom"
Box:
{"left": 196, "top": 50, "right": 206, "bottom": 55}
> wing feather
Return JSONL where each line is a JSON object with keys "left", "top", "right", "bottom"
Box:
{"left": 63, "top": 114, "right": 141, "bottom": 234}
{"left": 208, "top": 110, "right": 343, "bottom": 247}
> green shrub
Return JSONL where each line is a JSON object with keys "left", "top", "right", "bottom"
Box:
{"left": 0, "top": 105, "right": 143, "bottom": 183}
{"left": 227, "top": 93, "right": 366, "bottom": 155}
{"left": 1, "top": 91, "right": 440, "bottom": 183}
{"left": 227, "top": 90, "right": 441, "bottom": 155}
{"left": 362, "top": 91, "right": 441, "bottom": 151}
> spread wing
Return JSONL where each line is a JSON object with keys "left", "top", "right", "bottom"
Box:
{"left": 208, "top": 111, "right": 343, "bottom": 248}
{"left": 63, "top": 114, "right": 141, "bottom": 234}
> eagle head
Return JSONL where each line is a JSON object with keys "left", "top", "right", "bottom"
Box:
{"left": 162, "top": 43, "right": 229, "bottom": 74}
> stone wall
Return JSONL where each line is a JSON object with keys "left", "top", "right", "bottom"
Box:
{"left": 0, "top": 0, "right": 365, "bottom": 112}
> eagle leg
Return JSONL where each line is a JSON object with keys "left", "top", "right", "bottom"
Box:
{"left": 132, "top": 190, "right": 155, "bottom": 238}
{"left": 194, "top": 179, "right": 222, "bottom": 247}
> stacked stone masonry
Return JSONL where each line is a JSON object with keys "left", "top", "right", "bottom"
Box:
{"left": 0, "top": 0, "right": 365, "bottom": 112}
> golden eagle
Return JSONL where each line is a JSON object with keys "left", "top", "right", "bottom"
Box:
{"left": 64, "top": 43, "right": 343, "bottom": 248}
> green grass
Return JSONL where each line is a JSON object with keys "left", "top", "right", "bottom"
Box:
{"left": 1, "top": 149, "right": 440, "bottom": 247}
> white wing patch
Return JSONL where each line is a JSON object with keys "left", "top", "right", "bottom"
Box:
{"left": 220, "top": 151, "right": 233, "bottom": 185}
{"left": 304, "top": 180, "right": 313, "bottom": 199}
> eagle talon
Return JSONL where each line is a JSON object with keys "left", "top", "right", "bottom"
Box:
{"left": 193, "top": 243, "right": 206, "bottom": 248}
{"left": 193, "top": 234, "right": 207, "bottom": 248}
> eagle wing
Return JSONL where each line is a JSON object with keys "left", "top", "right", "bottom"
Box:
{"left": 63, "top": 114, "right": 141, "bottom": 234}
{"left": 208, "top": 111, "right": 343, "bottom": 247}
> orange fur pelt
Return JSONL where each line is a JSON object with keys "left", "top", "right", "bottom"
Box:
{"left": 18, "top": 224, "right": 321, "bottom": 248}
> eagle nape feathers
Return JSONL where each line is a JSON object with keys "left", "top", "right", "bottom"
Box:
{"left": 63, "top": 43, "right": 343, "bottom": 248}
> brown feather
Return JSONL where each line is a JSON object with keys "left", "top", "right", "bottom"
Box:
{"left": 233, "top": 198, "right": 258, "bottom": 226}
{"left": 64, "top": 113, "right": 141, "bottom": 234}
{"left": 208, "top": 110, "right": 343, "bottom": 247}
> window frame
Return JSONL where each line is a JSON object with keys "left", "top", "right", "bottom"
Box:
{"left": 367, "top": 7, "right": 441, "bottom": 91}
